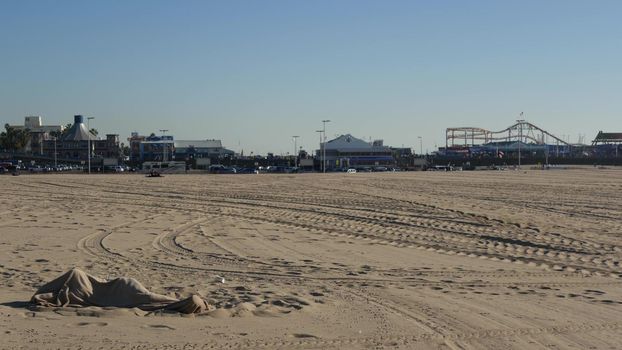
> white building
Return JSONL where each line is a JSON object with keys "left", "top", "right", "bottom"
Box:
{"left": 318, "top": 134, "right": 394, "bottom": 169}
{"left": 10, "top": 116, "right": 63, "bottom": 153}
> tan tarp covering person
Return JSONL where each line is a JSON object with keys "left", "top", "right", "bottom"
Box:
{"left": 31, "top": 268, "right": 209, "bottom": 314}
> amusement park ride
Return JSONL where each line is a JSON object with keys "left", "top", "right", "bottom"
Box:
{"left": 445, "top": 120, "right": 572, "bottom": 149}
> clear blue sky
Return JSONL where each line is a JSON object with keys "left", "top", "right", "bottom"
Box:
{"left": 1, "top": 0, "right": 621, "bottom": 154}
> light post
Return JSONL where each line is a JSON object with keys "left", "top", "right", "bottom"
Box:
{"left": 87, "top": 117, "right": 94, "bottom": 174}
{"left": 159, "top": 129, "right": 168, "bottom": 163}
{"left": 316, "top": 130, "right": 323, "bottom": 172}
{"left": 417, "top": 136, "right": 423, "bottom": 156}
{"left": 322, "top": 120, "right": 330, "bottom": 173}
{"left": 545, "top": 142, "right": 549, "bottom": 168}
{"left": 53, "top": 136, "right": 57, "bottom": 169}
{"left": 292, "top": 136, "right": 299, "bottom": 167}
{"left": 517, "top": 117, "right": 524, "bottom": 168}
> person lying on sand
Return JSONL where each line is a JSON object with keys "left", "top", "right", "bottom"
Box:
{"left": 31, "top": 268, "right": 209, "bottom": 314}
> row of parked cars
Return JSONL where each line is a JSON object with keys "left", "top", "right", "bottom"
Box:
{"left": 28, "top": 164, "right": 85, "bottom": 172}
{"left": 205, "top": 165, "right": 403, "bottom": 174}
{"left": 208, "top": 165, "right": 260, "bottom": 174}
{"left": 0, "top": 163, "right": 86, "bottom": 174}
{"left": 335, "top": 166, "right": 402, "bottom": 173}
{"left": 208, "top": 165, "right": 304, "bottom": 174}
{"left": 0, "top": 162, "right": 134, "bottom": 174}
{"left": 2, "top": 161, "right": 405, "bottom": 175}
{"left": 103, "top": 165, "right": 138, "bottom": 173}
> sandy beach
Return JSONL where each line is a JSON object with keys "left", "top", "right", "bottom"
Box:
{"left": 1, "top": 168, "right": 621, "bottom": 349}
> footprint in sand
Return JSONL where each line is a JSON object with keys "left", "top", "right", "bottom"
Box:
{"left": 143, "top": 324, "right": 176, "bottom": 330}
{"left": 291, "top": 333, "right": 318, "bottom": 339}
{"left": 74, "top": 322, "right": 108, "bottom": 327}
{"left": 584, "top": 289, "right": 605, "bottom": 295}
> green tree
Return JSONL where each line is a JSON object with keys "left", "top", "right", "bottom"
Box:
{"left": 0, "top": 125, "right": 9, "bottom": 151}
{"left": 0, "top": 124, "right": 30, "bottom": 153}
{"left": 50, "top": 130, "right": 62, "bottom": 139}
{"left": 120, "top": 142, "right": 130, "bottom": 159}
{"left": 60, "top": 123, "right": 73, "bottom": 138}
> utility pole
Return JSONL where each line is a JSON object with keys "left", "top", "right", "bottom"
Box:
{"left": 322, "top": 120, "right": 330, "bottom": 173}
{"left": 544, "top": 134, "right": 549, "bottom": 168}
{"left": 53, "top": 136, "right": 57, "bottom": 169}
{"left": 159, "top": 129, "right": 168, "bottom": 163}
{"left": 316, "top": 130, "right": 323, "bottom": 172}
{"left": 516, "top": 117, "right": 524, "bottom": 168}
{"left": 292, "top": 136, "right": 299, "bottom": 168}
{"left": 87, "top": 117, "right": 95, "bottom": 174}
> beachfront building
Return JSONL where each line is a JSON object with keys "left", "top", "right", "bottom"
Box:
{"left": 138, "top": 135, "right": 175, "bottom": 162}
{"left": 317, "top": 134, "right": 394, "bottom": 169}
{"left": 174, "top": 140, "right": 235, "bottom": 161}
{"left": 128, "top": 132, "right": 176, "bottom": 163}
{"left": 127, "top": 132, "right": 146, "bottom": 163}
{"left": 41, "top": 115, "right": 121, "bottom": 160}
{"left": 128, "top": 132, "right": 234, "bottom": 164}
{"left": 9, "top": 116, "right": 63, "bottom": 154}
{"left": 591, "top": 131, "right": 622, "bottom": 157}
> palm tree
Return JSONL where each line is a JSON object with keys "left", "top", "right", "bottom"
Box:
{"left": 0, "top": 124, "right": 30, "bottom": 153}
{"left": 0, "top": 124, "right": 9, "bottom": 151}
{"left": 61, "top": 123, "right": 73, "bottom": 138}
{"left": 14, "top": 128, "right": 30, "bottom": 151}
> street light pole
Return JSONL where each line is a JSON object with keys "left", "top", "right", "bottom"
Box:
{"left": 87, "top": 117, "right": 95, "bottom": 174}
{"left": 53, "top": 136, "right": 57, "bottom": 169}
{"left": 159, "top": 129, "right": 168, "bottom": 163}
{"left": 316, "top": 130, "right": 323, "bottom": 172}
{"left": 516, "top": 117, "right": 524, "bottom": 168}
{"left": 292, "top": 136, "right": 299, "bottom": 167}
{"left": 322, "top": 120, "right": 331, "bottom": 173}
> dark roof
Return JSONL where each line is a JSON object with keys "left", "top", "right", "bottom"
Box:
{"left": 62, "top": 122, "right": 95, "bottom": 141}
{"left": 593, "top": 131, "right": 622, "bottom": 142}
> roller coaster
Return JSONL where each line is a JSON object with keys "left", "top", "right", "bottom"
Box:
{"left": 445, "top": 120, "right": 572, "bottom": 148}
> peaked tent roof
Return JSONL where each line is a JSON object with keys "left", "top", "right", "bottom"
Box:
{"left": 62, "top": 122, "right": 95, "bottom": 141}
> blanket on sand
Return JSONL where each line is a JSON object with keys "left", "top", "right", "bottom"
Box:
{"left": 31, "top": 268, "right": 209, "bottom": 314}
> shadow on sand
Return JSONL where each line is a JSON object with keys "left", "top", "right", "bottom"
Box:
{"left": 0, "top": 301, "right": 31, "bottom": 309}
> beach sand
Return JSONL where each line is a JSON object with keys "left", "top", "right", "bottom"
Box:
{"left": 1, "top": 168, "right": 621, "bottom": 349}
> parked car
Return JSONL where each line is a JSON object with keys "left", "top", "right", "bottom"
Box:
{"left": 208, "top": 164, "right": 236, "bottom": 174}
{"left": 236, "top": 167, "right": 259, "bottom": 174}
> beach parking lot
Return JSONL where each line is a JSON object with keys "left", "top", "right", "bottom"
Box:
{"left": 1, "top": 169, "right": 621, "bottom": 349}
